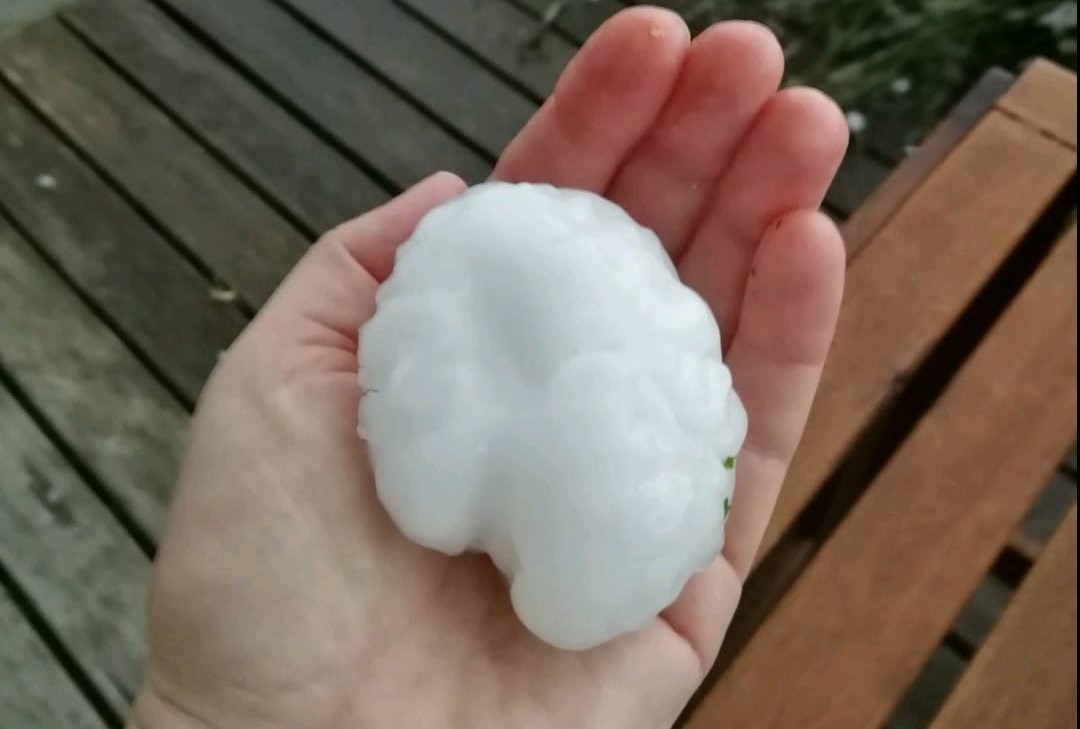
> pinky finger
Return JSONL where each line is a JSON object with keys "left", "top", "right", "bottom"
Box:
{"left": 721, "top": 210, "right": 846, "bottom": 579}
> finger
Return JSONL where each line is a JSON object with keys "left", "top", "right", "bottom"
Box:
{"left": 606, "top": 21, "right": 783, "bottom": 256}
{"left": 250, "top": 171, "right": 467, "bottom": 345}
{"left": 660, "top": 555, "right": 742, "bottom": 672}
{"left": 720, "top": 210, "right": 846, "bottom": 579}
{"left": 678, "top": 88, "right": 848, "bottom": 343}
{"left": 493, "top": 7, "right": 688, "bottom": 190}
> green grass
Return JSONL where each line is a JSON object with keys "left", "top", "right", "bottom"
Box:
{"left": 561, "top": 0, "right": 1077, "bottom": 153}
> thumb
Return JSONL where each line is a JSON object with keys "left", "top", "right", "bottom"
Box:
{"left": 248, "top": 171, "right": 467, "bottom": 347}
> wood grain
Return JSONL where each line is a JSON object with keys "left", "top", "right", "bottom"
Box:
{"left": 155, "top": 0, "right": 490, "bottom": 186}
{"left": 63, "top": 0, "right": 387, "bottom": 235}
{"left": 280, "top": 0, "right": 534, "bottom": 159}
{"left": 397, "top": 0, "right": 573, "bottom": 99}
{"left": 687, "top": 226, "right": 1077, "bottom": 729}
{"left": 842, "top": 68, "right": 1015, "bottom": 259}
{"left": 762, "top": 110, "right": 1076, "bottom": 563}
{"left": 0, "top": 209, "right": 186, "bottom": 539}
{"left": 932, "top": 505, "right": 1077, "bottom": 729}
{"left": 0, "top": 585, "right": 108, "bottom": 729}
{"left": 0, "top": 84, "right": 245, "bottom": 401}
{"left": 0, "top": 384, "right": 150, "bottom": 716}
{"left": 0, "top": 20, "right": 306, "bottom": 307}
{"left": 997, "top": 58, "right": 1077, "bottom": 149}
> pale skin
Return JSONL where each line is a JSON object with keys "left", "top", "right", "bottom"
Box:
{"left": 129, "top": 9, "right": 848, "bottom": 729}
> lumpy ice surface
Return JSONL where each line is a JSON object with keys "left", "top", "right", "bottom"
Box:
{"left": 359, "top": 182, "right": 747, "bottom": 650}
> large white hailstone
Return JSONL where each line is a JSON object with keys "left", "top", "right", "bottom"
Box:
{"left": 359, "top": 182, "right": 747, "bottom": 651}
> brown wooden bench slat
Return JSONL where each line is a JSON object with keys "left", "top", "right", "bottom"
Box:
{"left": 279, "top": 0, "right": 535, "bottom": 159}
{"left": 841, "top": 67, "right": 1015, "bottom": 258}
{"left": 686, "top": 224, "right": 1077, "bottom": 729}
{"left": 929, "top": 505, "right": 1078, "bottom": 729}
{"left": 0, "top": 209, "right": 185, "bottom": 539}
{"left": 997, "top": 57, "right": 1078, "bottom": 149}
{"left": 759, "top": 108, "right": 1076, "bottom": 566}
{"left": 0, "top": 585, "right": 109, "bottom": 729}
{"left": 0, "top": 20, "right": 308, "bottom": 308}
{"left": 0, "top": 84, "right": 245, "bottom": 402}
{"left": 0, "top": 382, "right": 149, "bottom": 717}
{"left": 155, "top": 0, "right": 490, "bottom": 186}
{"left": 397, "top": 0, "right": 572, "bottom": 99}
{"left": 63, "top": 0, "right": 388, "bottom": 236}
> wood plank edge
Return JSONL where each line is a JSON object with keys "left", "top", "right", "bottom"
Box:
{"left": 0, "top": 512, "right": 120, "bottom": 726}
{"left": 729, "top": 176, "right": 1076, "bottom": 690}
{"left": 843, "top": 68, "right": 1016, "bottom": 260}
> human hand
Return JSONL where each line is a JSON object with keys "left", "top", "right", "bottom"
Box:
{"left": 129, "top": 8, "right": 847, "bottom": 729}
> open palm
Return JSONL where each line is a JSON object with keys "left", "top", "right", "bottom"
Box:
{"left": 131, "top": 9, "right": 847, "bottom": 729}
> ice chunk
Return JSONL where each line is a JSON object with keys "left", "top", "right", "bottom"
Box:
{"left": 359, "top": 182, "right": 746, "bottom": 650}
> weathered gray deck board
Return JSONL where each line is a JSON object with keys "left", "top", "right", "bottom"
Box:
{"left": 280, "top": 0, "right": 535, "bottom": 159}
{"left": 64, "top": 0, "right": 389, "bottom": 235}
{"left": 0, "top": 1, "right": 1073, "bottom": 722}
{"left": 154, "top": 0, "right": 491, "bottom": 186}
{"left": 0, "top": 207, "right": 186, "bottom": 539}
{"left": 0, "top": 19, "right": 307, "bottom": 308}
{"left": 515, "top": 0, "right": 622, "bottom": 43}
{"left": 396, "top": 0, "right": 573, "bottom": 99}
{"left": 0, "top": 84, "right": 245, "bottom": 401}
{"left": 0, "top": 587, "right": 109, "bottom": 728}
{"left": 0, "top": 382, "right": 149, "bottom": 717}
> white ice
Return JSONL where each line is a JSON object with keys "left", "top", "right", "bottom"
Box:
{"left": 359, "top": 182, "right": 747, "bottom": 651}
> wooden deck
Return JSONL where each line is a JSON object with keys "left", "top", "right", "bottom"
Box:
{"left": 0, "top": 1, "right": 1075, "bottom": 727}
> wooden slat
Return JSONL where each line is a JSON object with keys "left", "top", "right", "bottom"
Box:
{"left": 997, "top": 58, "right": 1077, "bottom": 149}
{"left": 761, "top": 110, "right": 1076, "bottom": 562}
{"left": 688, "top": 226, "right": 1077, "bottom": 729}
{"left": 0, "top": 383, "right": 150, "bottom": 716}
{"left": 0, "top": 84, "right": 244, "bottom": 401}
{"left": 63, "top": 0, "right": 387, "bottom": 235}
{"left": 0, "top": 207, "right": 185, "bottom": 538}
{"left": 0, "top": 587, "right": 108, "bottom": 729}
{"left": 0, "top": 20, "right": 306, "bottom": 307}
{"left": 398, "top": 0, "right": 573, "bottom": 99}
{"left": 156, "top": 0, "right": 490, "bottom": 186}
{"left": 280, "top": 0, "right": 534, "bottom": 158}
{"left": 930, "top": 506, "right": 1078, "bottom": 729}
{"left": 842, "top": 68, "right": 1015, "bottom": 258}
{"left": 515, "top": 0, "right": 622, "bottom": 44}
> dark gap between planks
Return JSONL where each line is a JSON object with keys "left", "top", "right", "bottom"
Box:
{"left": 0, "top": 356, "right": 157, "bottom": 556}
{"left": 390, "top": 0, "right": 553, "bottom": 105}
{"left": 264, "top": 0, "right": 498, "bottom": 164}
{"left": 0, "top": 528, "right": 122, "bottom": 728}
{"left": 59, "top": 16, "right": 321, "bottom": 242}
{"left": 0, "top": 71, "right": 259, "bottom": 323}
{"left": 143, "top": 0, "right": 406, "bottom": 194}
{"left": 674, "top": 172, "right": 1077, "bottom": 728}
